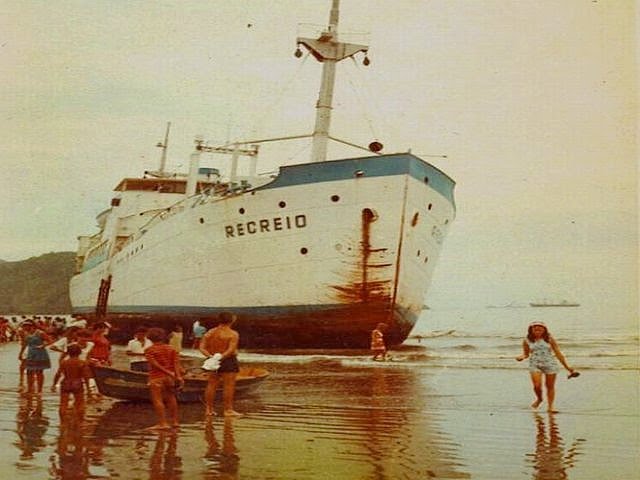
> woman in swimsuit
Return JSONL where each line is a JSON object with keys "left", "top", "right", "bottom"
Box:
{"left": 516, "top": 321, "right": 576, "bottom": 412}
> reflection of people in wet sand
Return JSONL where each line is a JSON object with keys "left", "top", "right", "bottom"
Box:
{"left": 204, "top": 417, "right": 239, "bottom": 477}
{"left": 52, "top": 343, "right": 92, "bottom": 419}
{"left": 527, "top": 413, "right": 585, "bottom": 480}
{"left": 370, "top": 323, "right": 388, "bottom": 361}
{"left": 149, "top": 431, "right": 181, "bottom": 479}
{"left": 15, "top": 393, "right": 49, "bottom": 460}
{"left": 516, "top": 322, "right": 576, "bottom": 412}
{"left": 144, "top": 328, "right": 184, "bottom": 430}
{"left": 200, "top": 312, "right": 242, "bottom": 417}
{"left": 50, "top": 417, "right": 90, "bottom": 478}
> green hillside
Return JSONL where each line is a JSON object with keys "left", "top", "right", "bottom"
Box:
{"left": 0, "top": 252, "right": 76, "bottom": 314}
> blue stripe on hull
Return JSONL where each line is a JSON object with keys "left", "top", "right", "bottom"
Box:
{"left": 257, "top": 153, "right": 456, "bottom": 207}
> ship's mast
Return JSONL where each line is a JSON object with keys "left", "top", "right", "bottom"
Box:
{"left": 156, "top": 121, "right": 171, "bottom": 174}
{"left": 296, "top": 0, "right": 369, "bottom": 163}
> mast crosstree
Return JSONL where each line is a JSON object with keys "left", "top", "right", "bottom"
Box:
{"left": 296, "top": 0, "right": 369, "bottom": 163}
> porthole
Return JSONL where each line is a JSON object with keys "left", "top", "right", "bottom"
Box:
{"left": 417, "top": 250, "right": 421, "bottom": 257}
{"left": 411, "top": 212, "right": 419, "bottom": 227}
{"left": 354, "top": 170, "right": 364, "bottom": 177}
{"left": 239, "top": 208, "right": 245, "bottom": 214}
{"left": 199, "top": 218, "right": 205, "bottom": 224}
{"left": 428, "top": 203, "right": 433, "bottom": 211}
{"left": 331, "top": 195, "right": 340, "bottom": 202}
{"left": 300, "top": 247, "right": 308, "bottom": 255}
{"left": 424, "top": 176, "right": 429, "bottom": 184}
{"left": 444, "top": 219, "right": 449, "bottom": 225}
{"left": 279, "top": 201, "right": 286, "bottom": 208}
{"left": 424, "top": 256, "right": 429, "bottom": 264}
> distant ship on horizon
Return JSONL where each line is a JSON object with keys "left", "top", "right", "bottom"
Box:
{"left": 486, "top": 302, "right": 527, "bottom": 309}
{"left": 529, "top": 300, "right": 580, "bottom": 308}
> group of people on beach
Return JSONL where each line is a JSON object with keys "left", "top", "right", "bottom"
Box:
{"left": 12, "top": 309, "right": 576, "bottom": 430}
{"left": 0, "top": 314, "right": 68, "bottom": 342}
{"left": 370, "top": 319, "right": 577, "bottom": 412}
{"left": 17, "top": 319, "right": 112, "bottom": 416}
{"left": 13, "top": 312, "right": 243, "bottom": 430}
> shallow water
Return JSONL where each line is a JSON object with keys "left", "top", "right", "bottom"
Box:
{"left": 0, "top": 305, "right": 637, "bottom": 479}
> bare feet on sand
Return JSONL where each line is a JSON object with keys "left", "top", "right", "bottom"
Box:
{"left": 531, "top": 399, "right": 543, "bottom": 409}
{"left": 224, "top": 410, "right": 242, "bottom": 417}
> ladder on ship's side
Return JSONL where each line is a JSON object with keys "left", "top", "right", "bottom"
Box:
{"left": 95, "top": 275, "right": 112, "bottom": 318}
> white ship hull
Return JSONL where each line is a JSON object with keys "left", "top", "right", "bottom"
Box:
{"left": 70, "top": 154, "right": 455, "bottom": 347}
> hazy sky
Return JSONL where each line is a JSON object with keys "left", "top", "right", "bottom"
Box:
{"left": 1, "top": 1, "right": 637, "bottom": 310}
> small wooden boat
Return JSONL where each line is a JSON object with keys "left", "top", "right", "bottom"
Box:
{"left": 91, "top": 361, "right": 269, "bottom": 403}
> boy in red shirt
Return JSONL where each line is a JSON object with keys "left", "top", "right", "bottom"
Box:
{"left": 144, "top": 327, "right": 183, "bottom": 430}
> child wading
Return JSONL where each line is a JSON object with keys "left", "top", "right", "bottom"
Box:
{"left": 370, "top": 323, "right": 388, "bottom": 361}
{"left": 53, "top": 344, "right": 92, "bottom": 418}
{"left": 144, "top": 327, "right": 184, "bottom": 430}
{"left": 516, "top": 321, "right": 577, "bottom": 412}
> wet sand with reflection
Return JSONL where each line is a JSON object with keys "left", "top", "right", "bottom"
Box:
{"left": 0, "top": 342, "right": 638, "bottom": 479}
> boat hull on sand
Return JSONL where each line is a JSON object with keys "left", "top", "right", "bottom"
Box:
{"left": 92, "top": 363, "right": 269, "bottom": 403}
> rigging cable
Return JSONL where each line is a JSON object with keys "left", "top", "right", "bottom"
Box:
{"left": 247, "top": 51, "right": 311, "bottom": 139}
{"left": 347, "top": 56, "right": 384, "bottom": 142}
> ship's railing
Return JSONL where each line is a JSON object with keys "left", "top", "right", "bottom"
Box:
{"left": 133, "top": 180, "right": 257, "bottom": 236}
{"left": 82, "top": 240, "right": 109, "bottom": 272}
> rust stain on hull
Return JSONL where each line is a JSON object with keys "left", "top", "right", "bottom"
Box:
{"left": 326, "top": 207, "right": 401, "bottom": 345}
{"left": 330, "top": 207, "right": 392, "bottom": 300}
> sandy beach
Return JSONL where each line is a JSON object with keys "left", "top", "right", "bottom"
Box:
{"left": 0, "top": 338, "right": 638, "bottom": 480}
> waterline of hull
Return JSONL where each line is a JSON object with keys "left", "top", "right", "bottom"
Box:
{"left": 72, "top": 302, "right": 420, "bottom": 348}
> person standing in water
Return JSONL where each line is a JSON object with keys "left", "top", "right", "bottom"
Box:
{"left": 516, "top": 321, "right": 577, "bottom": 412}
{"left": 52, "top": 344, "right": 92, "bottom": 419}
{"left": 370, "top": 323, "right": 388, "bottom": 361}
{"left": 144, "top": 328, "right": 183, "bottom": 430}
{"left": 19, "top": 320, "right": 52, "bottom": 394}
{"left": 89, "top": 322, "right": 111, "bottom": 366}
{"left": 200, "top": 313, "right": 242, "bottom": 418}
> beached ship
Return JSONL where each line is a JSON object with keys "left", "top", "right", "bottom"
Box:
{"left": 69, "top": 0, "right": 456, "bottom": 348}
